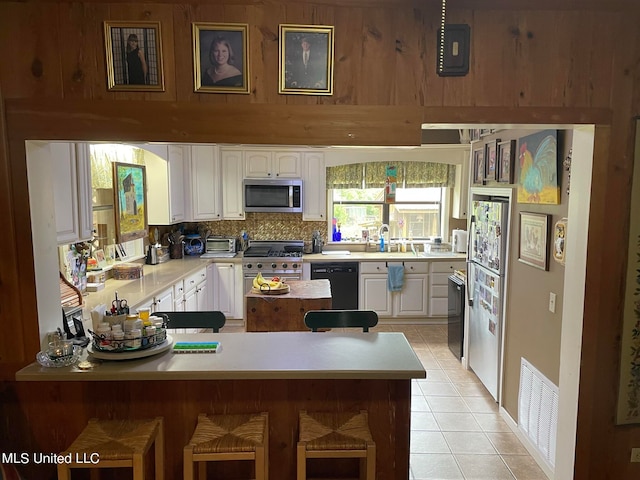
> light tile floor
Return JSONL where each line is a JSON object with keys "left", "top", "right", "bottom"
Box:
{"left": 380, "top": 323, "right": 549, "bottom": 480}
{"left": 224, "top": 322, "right": 549, "bottom": 480}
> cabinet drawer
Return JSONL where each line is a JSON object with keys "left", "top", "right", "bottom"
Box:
{"left": 430, "top": 272, "right": 451, "bottom": 288}
{"left": 184, "top": 268, "right": 207, "bottom": 292}
{"left": 404, "top": 262, "right": 428, "bottom": 274}
{"left": 430, "top": 261, "right": 466, "bottom": 274}
{"left": 431, "top": 284, "right": 449, "bottom": 298}
{"left": 173, "top": 280, "right": 185, "bottom": 299}
{"left": 360, "top": 262, "right": 388, "bottom": 274}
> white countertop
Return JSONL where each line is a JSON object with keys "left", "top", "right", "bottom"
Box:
{"left": 304, "top": 252, "right": 467, "bottom": 261}
{"left": 16, "top": 332, "right": 426, "bottom": 382}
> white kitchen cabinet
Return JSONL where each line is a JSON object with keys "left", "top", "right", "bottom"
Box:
{"left": 302, "top": 151, "right": 327, "bottom": 221}
{"left": 173, "top": 279, "right": 185, "bottom": 312}
{"left": 211, "top": 262, "right": 242, "bottom": 319}
{"left": 220, "top": 148, "right": 245, "bottom": 220}
{"left": 359, "top": 262, "right": 428, "bottom": 317}
{"left": 145, "top": 144, "right": 186, "bottom": 225}
{"left": 184, "top": 268, "right": 208, "bottom": 312}
{"left": 452, "top": 147, "right": 471, "bottom": 220}
{"left": 429, "top": 261, "right": 466, "bottom": 316}
{"left": 154, "top": 287, "right": 174, "bottom": 313}
{"left": 135, "top": 287, "right": 173, "bottom": 314}
{"left": 52, "top": 142, "right": 93, "bottom": 244}
{"left": 245, "top": 149, "right": 301, "bottom": 178}
{"left": 394, "top": 262, "right": 429, "bottom": 317}
{"left": 189, "top": 145, "right": 222, "bottom": 221}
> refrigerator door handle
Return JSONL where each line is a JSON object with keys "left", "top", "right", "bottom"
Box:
{"left": 465, "top": 261, "right": 473, "bottom": 306}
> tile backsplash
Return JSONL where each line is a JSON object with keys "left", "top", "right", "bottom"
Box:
{"left": 151, "top": 213, "right": 326, "bottom": 246}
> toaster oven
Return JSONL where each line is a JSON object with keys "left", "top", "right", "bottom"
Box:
{"left": 205, "top": 236, "right": 237, "bottom": 254}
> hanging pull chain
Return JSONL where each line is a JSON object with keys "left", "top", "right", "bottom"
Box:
{"left": 438, "top": 0, "right": 447, "bottom": 73}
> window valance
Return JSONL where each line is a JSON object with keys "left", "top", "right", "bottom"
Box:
{"left": 326, "top": 161, "right": 456, "bottom": 189}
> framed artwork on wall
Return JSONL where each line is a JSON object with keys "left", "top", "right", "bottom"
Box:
{"left": 552, "top": 218, "right": 567, "bottom": 265}
{"left": 516, "top": 129, "right": 560, "bottom": 204}
{"left": 484, "top": 139, "right": 499, "bottom": 182}
{"left": 192, "top": 23, "right": 250, "bottom": 94}
{"left": 104, "top": 21, "right": 164, "bottom": 91}
{"left": 112, "top": 162, "right": 148, "bottom": 243}
{"left": 279, "top": 24, "right": 334, "bottom": 95}
{"left": 518, "top": 212, "right": 550, "bottom": 271}
{"left": 497, "top": 139, "right": 516, "bottom": 183}
{"left": 472, "top": 147, "right": 485, "bottom": 185}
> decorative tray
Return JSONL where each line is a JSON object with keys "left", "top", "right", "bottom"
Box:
{"left": 250, "top": 284, "right": 290, "bottom": 295}
{"left": 36, "top": 345, "right": 83, "bottom": 368}
{"left": 88, "top": 335, "right": 173, "bottom": 361}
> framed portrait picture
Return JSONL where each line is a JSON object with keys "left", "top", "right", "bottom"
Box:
{"left": 279, "top": 24, "right": 334, "bottom": 95}
{"left": 192, "top": 23, "right": 249, "bottom": 94}
{"left": 472, "top": 147, "right": 485, "bottom": 185}
{"left": 497, "top": 139, "right": 516, "bottom": 183}
{"left": 104, "top": 21, "right": 164, "bottom": 91}
{"left": 518, "top": 212, "right": 551, "bottom": 270}
{"left": 484, "top": 139, "right": 499, "bottom": 182}
{"left": 112, "top": 162, "right": 148, "bottom": 243}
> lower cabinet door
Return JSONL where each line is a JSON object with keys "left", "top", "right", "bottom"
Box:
{"left": 359, "top": 274, "right": 392, "bottom": 316}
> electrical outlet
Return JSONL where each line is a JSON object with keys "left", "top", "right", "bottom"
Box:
{"left": 549, "top": 292, "right": 557, "bottom": 313}
{"left": 631, "top": 448, "right": 640, "bottom": 462}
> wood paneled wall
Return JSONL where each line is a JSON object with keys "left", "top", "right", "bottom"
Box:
{"left": 1, "top": 1, "right": 640, "bottom": 478}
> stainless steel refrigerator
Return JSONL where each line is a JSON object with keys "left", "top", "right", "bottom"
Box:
{"left": 466, "top": 199, "right": 509, "bottom": 402}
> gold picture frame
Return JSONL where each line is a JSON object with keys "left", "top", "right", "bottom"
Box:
{"left": 104, "top": 21, "right": 165, "bottom": 91}
{"left": 279, "top": 24, "right": 334, "bottom": 95}
{"left": 193, "top": 23, "right": 250, "bottom": 94}
{"left": 113, "top": 162, "right": 148, "bottom": 243}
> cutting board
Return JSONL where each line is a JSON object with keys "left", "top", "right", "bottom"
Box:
{"left": 250, "top": 284, "right": 291, "bottom": 295}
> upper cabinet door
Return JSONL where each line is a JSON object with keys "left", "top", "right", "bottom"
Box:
{"left": 167, "top": 145, "right": 186, "bottom": 223}
{"left": 245, "top": 149, "right": 302, "bottom": 178}
{"left": 302, "top": 151, "right": 326, "bottom": 221}
{"left": 190, "top": 145, "right": 221, "bottom": 221}
{"left": 52, "top": 142, "right": 93, "bottom": 244}
{"left": 220, "top": 148, "right": 245, "bottom": 220}
{"left": 273, "top": 151, "right": 302, "bottom": 177}
{"left": 145, "top": 145, "right": 185, "bottom": 225}
{"left": 245, "top": 150, "right": 272, "bottom": 177}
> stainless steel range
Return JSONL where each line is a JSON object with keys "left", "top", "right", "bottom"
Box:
{"left": 242, "top": 240, "right": 304, "bottom": 293}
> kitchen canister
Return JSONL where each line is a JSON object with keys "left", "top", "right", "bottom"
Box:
{"left": 184, "top": 234, "right": 204, "bottom": 256}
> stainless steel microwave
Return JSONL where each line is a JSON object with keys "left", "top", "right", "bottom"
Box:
{"left": 243, "top": 178, "right": 303, "bottom": 213}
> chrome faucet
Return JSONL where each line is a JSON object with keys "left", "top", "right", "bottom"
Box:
{"left": 379, "top": 224, "right": 389, "bottom": 237}
{"left": 379, "top": 224, "right": 390, "bottom": 252}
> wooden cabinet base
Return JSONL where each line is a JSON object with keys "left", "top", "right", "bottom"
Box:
{"left": 246, "top": 280, "right": 332, "bottom": 332}
{"left": 7, "top": 378, "right": 410, "bottom": 480}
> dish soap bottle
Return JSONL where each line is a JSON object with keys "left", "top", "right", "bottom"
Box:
{"left": 380, "top": 236, "right": 385, "bottom": 252}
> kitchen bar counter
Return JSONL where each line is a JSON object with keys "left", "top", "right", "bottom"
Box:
{"left": 11, "top": 332, "right": 424, "bottom": 480}
{"left": 16, "top": 332, "right": 425, "bottom": 381}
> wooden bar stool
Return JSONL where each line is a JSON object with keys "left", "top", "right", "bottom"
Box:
{"left": 297, "top": 410, "right": 375, "bottom": 480}
{"left": 184, "top": 412, "right": 269, "bottom": 480}
{"left": 57, "top": 417, "right": 164, "bottom": 480}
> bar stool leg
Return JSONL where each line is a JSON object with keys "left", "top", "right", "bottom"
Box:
{"left": 296, "top": 443, "right": 306, "bottom": 480}
{"left": 155, "top": 417, "right": 165, "bottom": 480}
{"left": 183, "top": 445, "right": 194, "bottom": 480}
{"left": 57, "top": 465, "right": 71, "bottom": 480}
{"left": 255, "top": 443, "right": 265, "bottom": 480}
{"left": 366, "top": 442, "right": 376, "bottom": 480}
{"left": 132, "top": 452, "right": 144, "bottom": 480}
{"left": 197, "top": 462, "right": 206, "bottom": 480}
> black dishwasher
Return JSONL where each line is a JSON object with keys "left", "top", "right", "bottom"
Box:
{"left": 448, "top": 274, "right": 466, "bottom": 360}
{"left": 311, "top": 262, "right": 359, "bottom": 310}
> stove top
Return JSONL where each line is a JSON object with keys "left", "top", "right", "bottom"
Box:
{"left": 243, "top": 240, "right": 304, "bottom": 259}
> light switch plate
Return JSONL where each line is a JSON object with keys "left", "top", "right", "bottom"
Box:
{"left": 549, "top": 292, "right": 557, "bottom": 313}
{"left": 631, "top": 448, "right": 640, "bottom": 462}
